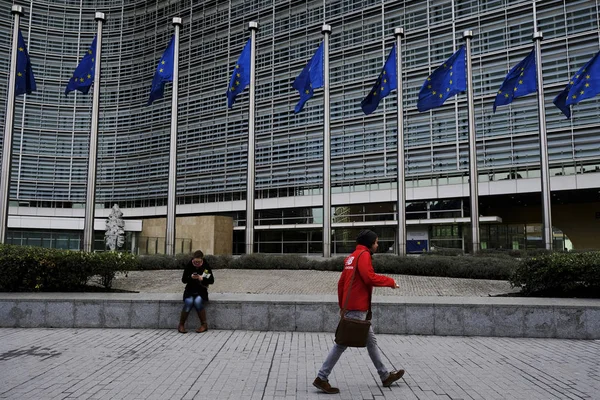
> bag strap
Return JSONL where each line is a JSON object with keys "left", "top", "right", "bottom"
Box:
{"left": 341, "top": 250, "right": 367, "bottom": 315}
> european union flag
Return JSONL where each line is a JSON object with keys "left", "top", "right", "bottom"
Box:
{"left": 553, "top": 86, "right": 572, "bottom": 119}
{"left": 15, "top": 29, "right": 36, "bottom": 96}
{"left": 227, "top": 39, "right": 251, "bottom": 109}
{"left": 147, "top": 36, "right": 175, "bottom": 106}
{"left": 493, "top": 49, "right": 537, "bottom": 112}
{"left": 566, "top": 52, "right": 600, "bottom": 110}
{"left": 361, "top": 45, "right": 397, "bottom": 115}
{"left": 292, "top": 41, "right": 324, "bottom": 113}
{"left": 417, "top": 46, "right": 466, "bottom": 112}
{"left": 65, "top": 37, "right": 97, "bottom": 96}
{"left": 554, "top": 51, "right": 600, "bottom": 119}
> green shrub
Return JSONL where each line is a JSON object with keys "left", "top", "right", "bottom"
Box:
{"left": 421, "top": 248, "right": 463, "bottom": 257}
{"left": 0, "top": 244, "right": 138, "bottom": 291}
{"left": 372, "top": 254, "right": 515, "bottom": 280}
{"left": 91, "top": 252, "right": 139, "bottom": 289}
{"left": 510, "top": 251, "right": 600, "bottom": 297}
{"left": 190, "top": 253, "right": 514, "bottom": 280}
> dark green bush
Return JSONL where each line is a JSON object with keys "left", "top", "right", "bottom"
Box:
{"left": 136, "top": 253, "right": 188, "bottom": 270}
{"left": 510, "top": 251, "right": 600, "bottom": 297}
{"left": 0, "top": 244, "right": 138, "bottom": 291}
{"left": 421, "top": 248, "right": 463, "bottom": 257}
{"left": 372, "top": 254, "right": 516, "bottom": 280}
{"left": 134, "top": 252, "right": 516, "bottom": 280}
{"left": 91, "top": 252, "right": 139, "bottom": 288}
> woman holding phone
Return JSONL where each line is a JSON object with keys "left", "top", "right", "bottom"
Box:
{"left": 178, "top": 250, "right": 214, "bottom": 333}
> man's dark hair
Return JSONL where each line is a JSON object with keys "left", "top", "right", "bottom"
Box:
{"left": 192, "top": 250, "right": 204, "bottom": 259}
{"left": 356, "top": 229, "right": 378, "bottom": 247}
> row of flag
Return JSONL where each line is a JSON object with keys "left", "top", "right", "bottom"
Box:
{"left": 226, "top": 38, "right": 600, "bottom": 120}
{"left": 11, "top": 29, "right": 600, "bottom": 121}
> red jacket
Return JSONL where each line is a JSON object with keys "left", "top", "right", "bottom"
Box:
{"left": 337, "top": 245, "right": 396, "bottom": 311}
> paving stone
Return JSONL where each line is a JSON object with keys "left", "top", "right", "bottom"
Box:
{"left": 1, "top": 328, "right": 596, "bottom": 399}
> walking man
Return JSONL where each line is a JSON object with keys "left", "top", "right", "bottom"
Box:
{"left": 313, "top": 229, "right": 405, "bottom": 394}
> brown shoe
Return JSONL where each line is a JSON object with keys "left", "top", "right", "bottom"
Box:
{"left": 382, "top": 369, "right": 405, "bottom": 387}
{"left": 312, "top": 377, "right": 340, "bottom": 394}
{"left": 196, "top": 309, "right": 208, "bottom": 333}
{"left": 178, "top": 311, "right": 189, "bottom": 333}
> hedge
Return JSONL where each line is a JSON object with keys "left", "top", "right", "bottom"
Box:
{"left": 0, "top": 244, "right": 138, "bottom": 291}
{"left": 137, "top": 252, "right": 516, "bottom": 280}
{"left": 510, "top": 251, "right": 600, "bottom": 297}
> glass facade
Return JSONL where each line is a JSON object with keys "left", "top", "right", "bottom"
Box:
{"left": 1, "top": 1, "right": 599, "bottom": 253}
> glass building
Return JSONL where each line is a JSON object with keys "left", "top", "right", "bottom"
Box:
{"left": 0, "top": 0, "right": 599, "bottom": 254}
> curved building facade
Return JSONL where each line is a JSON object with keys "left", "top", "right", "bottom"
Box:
{"left": 0, "top": 0, "right": 599, "bottom": 254}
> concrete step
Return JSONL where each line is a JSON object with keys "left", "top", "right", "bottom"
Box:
{"left": 1, "top": 292, "right": 598, "bottom": 339}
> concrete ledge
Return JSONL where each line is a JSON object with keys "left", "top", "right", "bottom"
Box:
{"left": 0, "top": 293, "right": 598, "bottom": 339}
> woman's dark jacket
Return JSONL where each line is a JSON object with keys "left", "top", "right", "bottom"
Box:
{"left": 181, "top": 259, "right": 214, "bottom": 301}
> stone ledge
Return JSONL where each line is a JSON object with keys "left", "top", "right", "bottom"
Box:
{"left": 0, "top": 293, "right": 598, "bottom": 339}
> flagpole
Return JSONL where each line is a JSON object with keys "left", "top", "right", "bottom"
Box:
{"left": 322, "top": 24, "right": 332, "bottom": 258}
{"left": 82, "top": 12, "right": 106, "bottom": 252}
{"left": 0, "top": 5, "right": 24, "bottom": 244}
{"left": 165, "top": 17, "right": 182, "bottom": 256}
{"left": 245, "top": 21, "right": 258, "bottom": 255}
{"left": 463, "top": 30, "right": 480, "bottom": 254}
{"left": 394, "top": 28, "right": 406, "bottom": 257}
{"left": 533, "top": 31, "right": 553, "bottom": 250}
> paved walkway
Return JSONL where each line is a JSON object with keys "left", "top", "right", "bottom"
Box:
{"left": 110, "top": 269, "right": 518, "bottom": 297}
{"left": 1, "top": 328, "right": 598, "bottom": 400}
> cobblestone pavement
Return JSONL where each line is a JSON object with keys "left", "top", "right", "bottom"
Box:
{"left": 1, "top": 328, "right": 598, "bottom": 400}
{"left": 110, "top": 269, "right": 518, "bottom": 297}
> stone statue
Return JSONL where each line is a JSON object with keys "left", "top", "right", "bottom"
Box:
{"left": 105, "top": 204, "right": 125, "bottom": 251}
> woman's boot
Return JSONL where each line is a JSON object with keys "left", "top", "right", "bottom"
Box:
{"left": 178, "top": 311, "right": 189, "bottom": 333}
{"left": 196, "top": 309, "right": 208, "bottom": 333}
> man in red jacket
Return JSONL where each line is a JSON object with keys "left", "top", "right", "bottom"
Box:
{"left": 313, "top": 229, "right": 405, "bottom": 394}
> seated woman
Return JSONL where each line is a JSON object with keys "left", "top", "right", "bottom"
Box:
{"left": 178, "top": 250, "right": 214, "bottom": 333}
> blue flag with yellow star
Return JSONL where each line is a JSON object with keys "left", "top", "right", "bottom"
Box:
{"left": 147, "top": 36, "right": 175, "bottom": 106}
{"left": 555, "top": 51, "right": 600, "bottom": 119}
{"left": 493, "top": 49, "right": 537, "bottom": 112}
{"left": 417, "top": 46, "right": 466, "bottom": 112}
{"left": 361, "top": 45, "right": 397, "bottom": 115}
{"left": 15, "top": 29, "right": 36, "bottom": 96}
{"left": 65, "top": 37, "right": 97, "bottom": 96}
{"left": 565, "top": 51, "right": 600, "bottom": 106}
{"left": 292, "top": 41, "right": 324, "bottom": 113}
{"left": 227, "top": 39, "right": 251, "bottom": 109}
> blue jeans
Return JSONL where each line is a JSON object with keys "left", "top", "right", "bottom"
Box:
{"left": 182, "top": 296, "right": 204, "bottom": 313}
{"left": 317, "top": 310, "right": 390, "bottom": 382}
